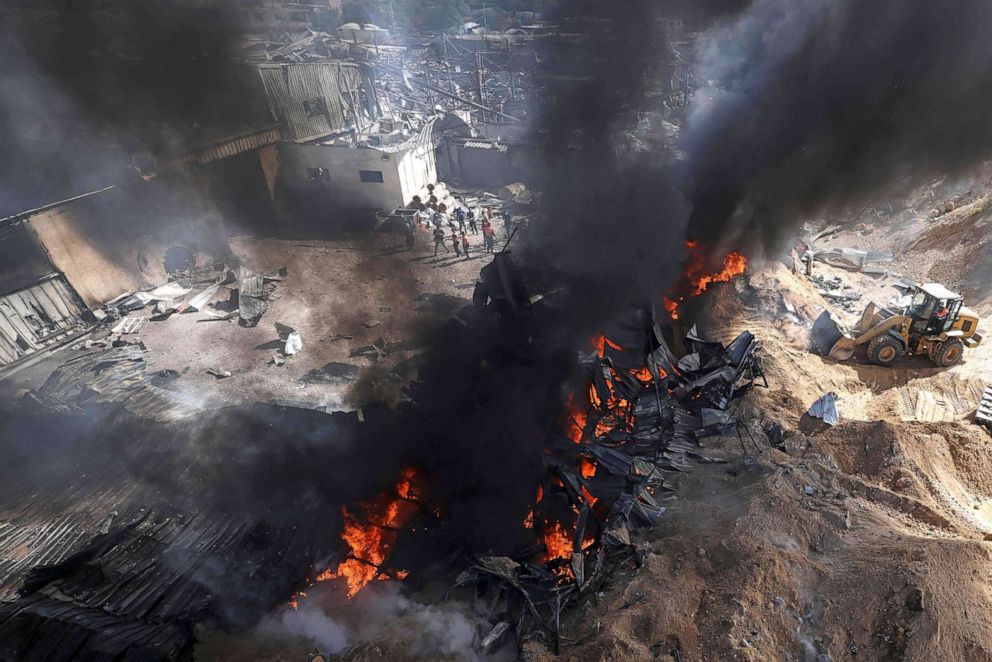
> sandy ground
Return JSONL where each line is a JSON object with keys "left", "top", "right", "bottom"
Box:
{"left": 533, "top": 175, "right": 992, "bottom": 662}
{"left": 193, "top": 178, "right": 992, "bottom": 661}
{"left": 131, "top": 220, "right": 509, "bottom": 411}
{"left": 536, "top": 267, "right": 992, "bottom": 661}
{"left": 188, "top": 172, "right": 992, "bottom": 661}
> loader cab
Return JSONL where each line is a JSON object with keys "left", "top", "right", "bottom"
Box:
{"left": 906, "top": 284, "right": 963, "bottom": 335}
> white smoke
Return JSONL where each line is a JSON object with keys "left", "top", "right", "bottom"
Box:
{"left": 257, "top": 582, "right": 504, "bottom": 661}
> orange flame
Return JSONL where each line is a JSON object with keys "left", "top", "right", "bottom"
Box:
{"left": 692, "top": 251, "right": 747, "bottom": 295}
{"left": 543, "top": 521, "right": 573, "bottom": 561}
{"left": 565, "top": 393, "right": 587, "bottom": 444}
{"left": 590, "top": 334, "right": 622, "bottom": 358}
{"left": 664, "top": 244, "right": 748, "bottom": 320}
{"left": 295, "top": 468, "right": 423, "bottom": 601}
{"left": 664, "top": 295, "right": 681, "bottom": 320}
{"left": 632, "top": 366, "right": 654, "bottom": 383}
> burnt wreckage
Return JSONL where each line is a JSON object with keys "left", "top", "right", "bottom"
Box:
{"left": 0, "top": 251, "right": 763, "bottom": 659}
{"left": 461, "top": 251, "right": 766, "bottom": 653}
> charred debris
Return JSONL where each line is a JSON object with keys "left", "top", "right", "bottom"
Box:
{"left": 0, "top": 248, "right": 764, "bottom": 660}
{"left": 455, "top": 253, "right": 766, "bottom": 653}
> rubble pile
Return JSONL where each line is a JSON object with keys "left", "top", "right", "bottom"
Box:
{"left": 453, "top": 267, "right": 766, "bottom": 651}
{"left": 98, "top": 264, "right": 284, "bottom": 332}
{"left": 240, "top": 27, "right": 532, "bottom": 125}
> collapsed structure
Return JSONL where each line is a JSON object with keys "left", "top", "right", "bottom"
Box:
{"left": 459, "top": 258, "right": 765, "bottom": 651}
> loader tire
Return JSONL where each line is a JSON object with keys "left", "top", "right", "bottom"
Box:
{"left": 867, "top": 335, "right": 904, "bottom": 366}
{"left": 931, "top": 338, "right": 964, "bottom": 367}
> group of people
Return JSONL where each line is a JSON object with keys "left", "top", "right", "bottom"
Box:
{"left": 405, "top": 186, "right": 502, "bottom": 259}
{"left": 430, "top": 215, "right": 497, "bottom": 258}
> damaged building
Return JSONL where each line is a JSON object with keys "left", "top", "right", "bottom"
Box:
{"left": 9, "top": 1, "right": 992, "bottom": 661}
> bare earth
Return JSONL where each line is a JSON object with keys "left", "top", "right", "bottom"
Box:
{"left": 191, "top": 174, "right": 992, "bottom": 661}
{"left": 137, "top": 222, "right": 504, "bottom": 411}
{"left": 544, "top": 175, "right": 992, "bottom": 662}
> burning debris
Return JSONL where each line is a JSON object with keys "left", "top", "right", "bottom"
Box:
{"left": 296, "top": 468, "right": 426, "bottom": 603}
{"left": 663, "top": 242, "right": 748, "bottom": 320}
{"left": 446, "top": 265, "right": 766, "bottom": 652}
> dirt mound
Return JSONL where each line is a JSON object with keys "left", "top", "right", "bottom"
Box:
{"left": 557, "top": 230, "right": 992, "bottom": 661}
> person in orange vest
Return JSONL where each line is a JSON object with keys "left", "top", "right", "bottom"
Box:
{"left": 461, "top": 232, "right": 470, "bottom": 258}
{"left": 933, "top": 302, "right": 950, "bottom": 331}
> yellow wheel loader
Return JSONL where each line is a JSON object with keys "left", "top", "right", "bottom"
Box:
{"left": 811, "top": 283, "right": 982, "bottom": 367}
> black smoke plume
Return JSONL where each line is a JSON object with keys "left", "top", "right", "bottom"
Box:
{"left": 682, "top": 0, "right": 992, "bottom": 252}
{"left": 0, "top": 1, "right": 262, "bottom": 216}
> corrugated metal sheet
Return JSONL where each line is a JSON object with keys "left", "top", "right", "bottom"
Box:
{"left": 35, "top": 345, "right": 203, "bottom": 423}
{"left": 176, "top": 127, "right": 283, "bottom": 166}
{"left": 0, "top": 275, "right": 90, "bottom": 367}
{"left": 258, "top": 62, "right": 374, "bottom": 142}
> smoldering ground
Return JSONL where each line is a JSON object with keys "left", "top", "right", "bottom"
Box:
{"left": 256, "top": 581, "right": 514, "bottom": 661}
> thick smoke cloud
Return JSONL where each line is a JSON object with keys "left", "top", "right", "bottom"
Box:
{"left": 0, "top": 2, "right": 260, "bottom": 216}
{"left": 517, "top": 0, "right": 691, "bottom": 328}
{"left": 683, "top": 0, "right": 992, "bottom": 252}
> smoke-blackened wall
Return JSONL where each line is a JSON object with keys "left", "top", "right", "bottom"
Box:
{"left": 683, "top": 0, "right": 992, "bottom": 252}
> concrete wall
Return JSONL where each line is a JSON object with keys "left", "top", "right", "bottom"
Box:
{"left": 26, "top": 181, "right": 230, "bottom": 308}
{"left": 279, "top": 141, "right": 436, "bottom": 211}
{"left": 397, "top": 140, "right": 437, "bottom": 206}
{"left": 28, "top": 205, "right": 163, "bottom": 308}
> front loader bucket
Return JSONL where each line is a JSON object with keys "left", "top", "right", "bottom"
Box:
{"left": 827, "top": 337, "right": 855, "bottom": 361}
{"left": 811, "top": 310, "right": 854, "bottom": 360}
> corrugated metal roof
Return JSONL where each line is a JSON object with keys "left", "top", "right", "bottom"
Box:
{"left": 464, "top": 140, "right": 508, "bottom": 152}
{"left": 258, "top": 62, "right": 374, "bottom": 142}
{"left": 373, "top": 115, "right": 440, "bottom": 154}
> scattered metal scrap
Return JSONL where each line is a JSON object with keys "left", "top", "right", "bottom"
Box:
{"left": 0, "top": 398, "right": 374, "bottom": 661}
{"left": 977, "top": 386, "right": 992, "bottom": 429}
{"left": 805, "top": 246, "right": 893, "bottom": 273}
{"left": 237, "top": 266, "right": 272, "bottom": 327}
{"left": 27, "top": 346, "right": 203, "bottom": 422}
{"left": 808, "top": 392, "right": 840, "bottom": 426}
{"left": 451, "top": 305, "right": 766, "bottom": 651}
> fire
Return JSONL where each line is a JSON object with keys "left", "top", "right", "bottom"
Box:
{"left": 663, "top": 243, "right": 748, "bottom": 320}
{"left": 590, "top": 334, "right": 622, "bottom": 358}
{"left": 528, "top": 332, "right": 661, "bottom": 576}
{"left": 663, "top": 295, "right": 681, "bottom": 320}
{"left": 632, "top": 366, "right": 654, "bottom": 383}
{"left": 543, "top": 521, "right": 573, "bottom": 561}
{"left": 565, "top": 393, "right": 587, "bottom": 443}
{"left": 293, "top": 468, "right": 423, "bottom": 604}
{"left": 692, "top": 251, "right": 747, "bottom": 295}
